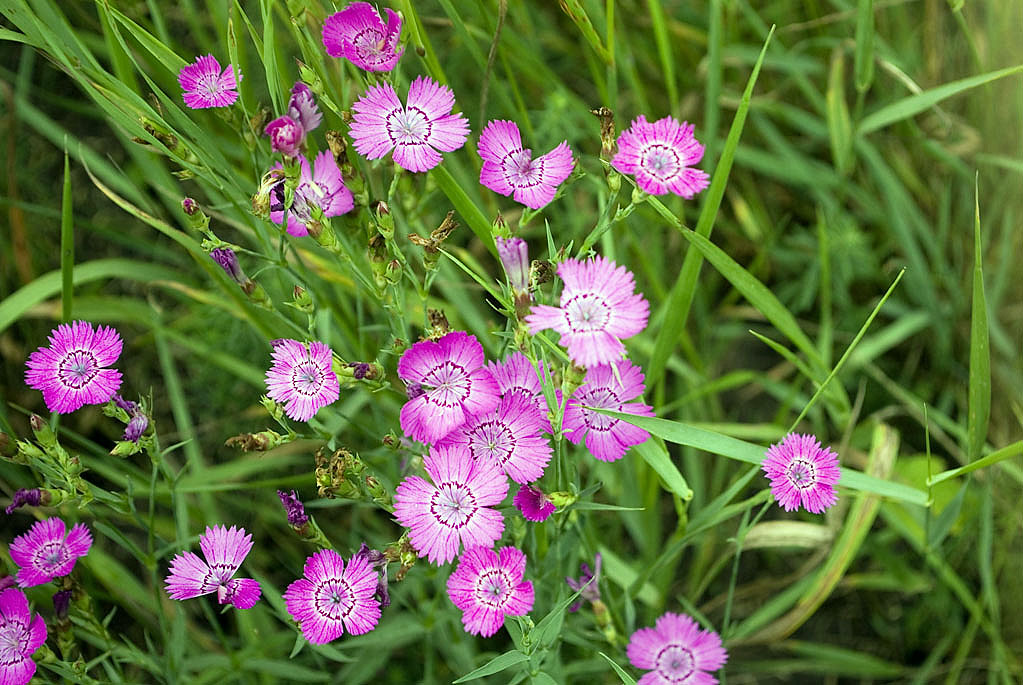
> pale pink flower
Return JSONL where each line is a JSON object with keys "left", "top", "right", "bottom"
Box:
{"left": 164, "top": 525, "right": 261, "bottom": 609}
{"left": 627, "top": 612, "right": 728, "bottom": 685}
{"left": 761, "top": 433, "right": 841, "bottom": 513}
{"left": 563, "top": 360, "right": 653, "bottom": 462}
{"left": 283, "top": 548, "right": 381, "bottom": 643}
{"left": 446, "top": 545, "right": 534, "bottom": 637}
{"left": 612, "top": 115, "right": 709, "bottom": 198}
{"left": 0, "top": 588, "right": 48, "bottom": 685}
{"left": 264, "top": 339, "right": 340, "bottom": 422}
{"left": 25, "top": 320, "right": 122, "bottom": 414}
{"left": 322, "top": 2, "right": 404, "bottom": 72}
{"left": 478, "top": 120, "right": 573, "bottom": 209}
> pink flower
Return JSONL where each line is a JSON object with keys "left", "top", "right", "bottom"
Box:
{"left": 269, "top": 151, "right": 354, "bottom": 237}
{"left": 513, "top": 484, "right": 555, "bottom": 522}
{"left": 446, "top": 545, "right": 534, "bottom": 637}
{"left": 25, "top": 320, "right": 123, "bottom": 414}
{"left": 495, "top": 237, "right": 530, "bottom": 294}
{"left": 393, "top": 444, "right": 507, "bottom": 565}
{"left": 164, "top": 525, "right": 261, "bottom": 609}
{"left": 438, "top": 392, "right": 551, "bottom": 484}
{"left": 264, "top": 339, "right": 340, "bottom": 422}
{"left": 397, "top": 331, "right": 500, "bottom": 444}
{"left": 264, "top": 82, "right": 323, "bottom": 157}
{"left": 627, "top": 612, "right": 728, "bottom": 685}
{"left": 611, "top": 115, "right": 709, "bottom": 198}
{"left": 322, "top": 2, "right": 404, "bottom": 72}
{"left": 283, "top": 549, "right": 381, "bottom": 643}
{"left": 563, "top": 360, "right": 653, "bottom": 462}
{"left": 486, "top": 352, "right": 552, "bottom": 433}
{"left": 350, "top": 76, "right": 469, "bottom": 172}
{"left": 0, "top": 588, "right": 48, "bottom": 685}
{"left": 178, "top": 54, "right": 240, "bottom": 109}
{"left": 478, "top": 120, "right": 573, "bottom": 209}
{"left": 761, "top": 433, "right": 841, "bottom": 513}
{"left": 526, "top": 256, "right": 649, "bottom": 368}
{"left": 9, "top": 518, "right": 92, "bottom": 587}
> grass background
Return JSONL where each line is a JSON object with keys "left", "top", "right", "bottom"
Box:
{"left": 1, "top": 0, "right": 1021, "bottom": 682}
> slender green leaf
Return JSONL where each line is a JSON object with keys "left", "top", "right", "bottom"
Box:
{"left": 854, "top": 0, "right": 874, "bottom": 92}
{"left": 452, "top": 650, "right": 529, "bottom": 683}
{"left": 967, "top": 181, "right": 990, "bottom": 461}
{"left": 599, "top": 652, "right": 637, "bottom": 685}
{"left": 633, "top": 438, "right": 693, "bottom": 501}
{"left": 60, "top": 147, "right": 73, "bottom": 322}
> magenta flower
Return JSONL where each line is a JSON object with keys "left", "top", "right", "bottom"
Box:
{"left": 164, "top": 525, "right": 261, "bottom": 609}
{"left": 25, "top": 320, "right": 123, "bottom": 414}
{"left": 478, "top": 120, "right": 574, "bottom": 209}
{"left": 486, "top": 352, "right": 552, "bottom": 433}
{"left": 393, "top": 444, "right": 507, "bottom": 565}
{"left": 513, "top": 484, "right": 555, "bottom": 522}
{"left": 627, "top": 612, "right": 728, "bottom": 685}
{"left": 264, "top": 82, "right": 323, "bottom": 157}
{"left": 563, "top": 360, "right": 653, "bottom": 462}
{"left": 283, "top": 548, "right": 381, "bottom": 644}
{"left": 322, "top": 2, "right": 403, "bottom": 72}
{"left": 178, "top": 54, "right": 240, "bottom": 109}
{"left": 761, "top": 433, "right": 841, "bottom": 514}
{"left": 0, "top": 588, "right": 48, "bottom": 685}
{"left": 526, "top": 256, "right": 649, "bottom": 368}
{"left": 611, "top": 115, "right": 709, "bottom": 198}
{"left": 446, "top": 545, "right": 534, "bottom": 637}
{"left": 264, "top": 339, "right": 340, "bottom": 422}
{"left": 350, "top": 76, "right": 469, "bottom": 173}
{"left": 397, "top": 331, "right": 500, "bottom": 444}
{"left": 9, "top": 518, "right": 92, "bottom": 587}
{"left": 438, "top": 393, "right": 551, "bottom": 484}
{"left": 270, "top": 151, "right": 354, "bottom": 237}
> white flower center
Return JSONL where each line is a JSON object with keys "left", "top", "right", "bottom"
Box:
{"left": 387, "top": 106, "right": 431, "bottom": 145}
{"left": 640, "top": 144, "right": 680, "bottom": 180}
{"left": 786, "top": 457, "right": 818, "bottom": 490}
{"left": 563, "top": 292, "right": 612, "bottom": 333}
{"left": 58, "top": 350, "right": 99, "bottom": 389}
{"left": 655, "top": 644, "right": 695, "bottom": 682}
{"left": 291, "top": 359, "right": 326, "bottom": 396}
{"left": 431, "top": 483, "right": 477, "bottom": 529}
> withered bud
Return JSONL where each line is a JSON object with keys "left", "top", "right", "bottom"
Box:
{"left": 427, "top": 308, "right": 450, "bottom": 337}
{"left": 531, "top": 259, "right": 555, "bottom": 286}
{"left": 325, "top": 129, "right": 348, "bottom": 162}
{"left": 590, "top": 106, "right": 617, "bottom": 159}
{"left": 430, "top": 210, "right": 458, "bottom": 242}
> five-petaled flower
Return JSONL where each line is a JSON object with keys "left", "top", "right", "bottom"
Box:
{"left": 563, "top": 359, "right": 653, "bottom": 462}
{"left": 322, "top": 2, "right": 404, "bottom": 72}
{"left": 9, "top": 518, "right": 93, "bottom": 588}
{"left": 611, "top": 115, "right": 709, "bottom": 198}
{"left": 0, "top": 587, "right": 48, "bottom": 685}
{"left": 486, "top": 352, "right": 554, "bottom": 434}
{"left": 446, "top": 545, "right": 534, "bottom": 637}
{"left": 761, "top": 433, "right": 841, "bottom": 514}
{"left": 513, "top": 484, "right": 556, "bottom": 522}
{"left": 627, "top": 612, "right": 728, "bottom": 685}
{"left": 393, "top": 444, "right": 507, "bottom": 565}
{"left": 478, "top": 120, "right": 574, "bottom": 209}
{"left": 178, "top": 54, "right": 240, "bottom": 109}
{"left": 269, "top": 151, "right": 354, "bottom": 237}
{"left": 350, "top": 76, "right": 469, "bottom": 173}
{"left": 164, "top": 525, "right": 262, "bottom": 609}
{"left": 264, "top": 339, "right": 341, "bottom": 422}
{"left": 526, "top": 256, "right": 649, "bottom": 368}
{"left": 264, "top": 82, "right": 323, "bottom": 158}
{"left": 25, "top": 320, "right": 123, "bottom": 414}
{"left": 283, "top": 548, "right": 381, "bottom": 644}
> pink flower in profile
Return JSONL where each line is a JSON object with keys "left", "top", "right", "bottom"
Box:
{"left": 283, "top": 548, "right": 381, "bottom": 644}
{"left": 0, "top": 588, "right": 48, "bottom": 685}
{"left": 761, "top": 433, "right": 841, "bottom": 514}
{"left": 350, "top": 76, "right": 469, "bottom": 172}
{"left": 487, "top": 352, "right": 552, "bottom": 433}
{"left": 264, "top": 339, "right": 340, "bottom": 421}
{"left": 9, "top": 518, "right": 92, "bottom": 587}
{"left": 563, "top": 360, "right": 653, "bottom": 462}
{"left": 178, "top": 54, "right": 240, "bottom": 109}
{"left": 627, "top": 612, "right": 728, "bottom": 685}
{"left": 393, "top": 444, "right": 507, "bottom": 565}
{"left": 264, "top": 82, "right": 323, "bottom": 157}
{"left": 397, "top": 331, "right": 500, "bottom": 444}
{"left": 438, "top": 393, "right": 552, "bottom": 484}
{"left": 269, "top": 151, "right": 354, "bottom": 237}
{"left": 513, "top": 484, "right": 555, "bottom": 522}
{"left": 164, "top": 525, "right": 261, "bottom": 609}
{"left": 478, "top": 120, "right": 574, "bottom": 209}
{"left": 25, "top": 320, "right": 123, "bottom": 414}
{"left": 526, "top": 256, "right": 649, "bottom": 368}
{"left": 446, "top": 545, "right": 534, "bottom": 637}
{"left": 612, "top": 115, "right": 709, "bottom": 198}
{"left": 322, "top": 2, "right": 404, "bottom": 72}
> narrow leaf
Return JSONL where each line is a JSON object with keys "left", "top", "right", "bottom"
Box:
{"left": 967, "top": 180, "right": 990, "bottom": 461}
{"left": 453, "top": 650, "right": 529, "bottom": 683}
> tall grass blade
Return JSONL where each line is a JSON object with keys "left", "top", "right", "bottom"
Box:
{"left": 967, "top": 179, "right": 990, "bottom": 461}
{"left": 60, "top": 147, "right": 74, "bottom": 322}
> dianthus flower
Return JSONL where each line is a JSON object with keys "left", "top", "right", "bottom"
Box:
{"left": 397, "top": 331, "right": 500, "bottom": 444}
{"left": 438, "top": 393, "right": 551, "bottom": 484}
{"left": 350, "top": 76, "right": 469, "bottom": 172}
{"left": 164, "top": 525, "right": 261, "bottom": 609}
{"left": 178, "top": 54, "right": 240, "bottom": 109}
{"left": 486, "top": 352, "right": 552, "bottom": 433}
{"left": 322, "top": 2, "right": 403, "bottom": 72}
{"left": 563, "top": 360, "right": 653, "bottom": 462}
{"left": 0, "top": 588, "right": 48, "bottom": 685}
{"left": 264, "top": 339, "right": 340, "bottom": 422}
{"left": 264, "top": 82, "right": 323, "bottom": 158}
{"left": 269, "top": 151, "right": 354, "bottom": 237}
{"left": 513, "top": 484, "right": 555, "bottom": 522}
{"left": 283, "top": 548, "right": 381, "bottom": 643}
{"left": 761, "top": 433, "right": 841, "bottom": 513}
{"left": 446, "top": 545, "right": 534, "bottom": 637}
{"left": 25, "top": 320, "right": 123, "bottom": 414}
{"left": 9, "top": 518, "right": 92, "bottom": 587}
{"left": 627, "top": 612, "right": 728, "bottom": 685}
{"left": 526, "top": 256, "right": 649, "bottom": 368}
{"left": 611, "top": 115, "right": 709, "bottom": 198}
{"left": 393, "top": 444, "right": 507, "bottom": 565}
{"left": 478, "top": 120, "right": 574, "bottom": 209}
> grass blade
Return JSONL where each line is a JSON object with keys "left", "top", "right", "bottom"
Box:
{"left": 60, "top": 146, "right": 73, "bottom": 322}
{"left": 967, "top": 179, "right": 990, "bottom": 461}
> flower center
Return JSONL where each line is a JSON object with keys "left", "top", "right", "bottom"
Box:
{"left": 315, "top": 579, "right": 354, "bottom": 620}
{"left": 58, "top": 350, "right": 99, "bottom": 389}
{"left": 655, "top": 644, "right": 695, "bottom": 682}
{"left": 291, "top": 359, "right": 326, "bottom": 396}
{"left": 198, "top": 72, "right": 224, "bottom": 98}
{"left": 467, "top": 420, "right": 516, "bottom": 467}
{"left": 34, "top": 540, "right": 67, "bottom": 572}
{"left": 473, "top": 568, "right": 512, "bottom": 609}
{"left": 0, "top": 621, "right": 29, "bottom": 659}
{"left": 431, "top": 483, "right": 477, "bottom": 529}
{"left": 503, "top": 149, "right": 543, "bottom": 189}
{"left": 563, "top": 292, "right": 612, "bottom": 333}
{"left": 640, "top": 144, "right": 681, "bottom": 180}
{"left": 423, "top": 361, "right": 471, "bottom": 408}
{"left": 387, "top": 106, "right": 431, "bottom": 146}
{"left": 580, "top": 387, "right": 621, "bottom": 432}
{"left": 786, "top": 457, "right": 817, "bottom": 490}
